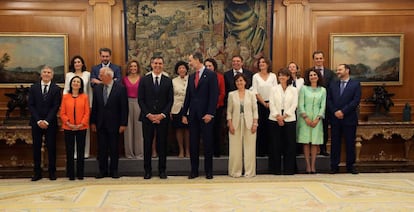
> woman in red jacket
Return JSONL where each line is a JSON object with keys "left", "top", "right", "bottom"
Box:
{"left": 60, "top": 76, "right": 90, "bottom": 180}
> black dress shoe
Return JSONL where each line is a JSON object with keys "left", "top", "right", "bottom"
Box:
{"left": 69, "top": 177, "right": 75, "bottom": 181}
{"left": 31, "top": 175, "right": 42, "bottom": 181}
{"left": 206, "top": 173, "right": 213, "bottom": 179}
{"left": 49, "top": 173, "right": 57, "bottom": 181}
{"left": 95, "top": 173, "right": 105, "bottom": 179}
{"left": 77, "top": 177, "right": 84, "bottom": 180}
{"left": 188, "top": 172, "right": 199, "bottom": 179}
{"left": 348, "top": 169, "right": 359, "bottom": 175}
{"left": 159, "top": 172, "right": 167, "bottom": 179}
{"left": 320, "top": 151, "right": 330, "bottom": 156}
{"left": 111, "top": 172, "right": 120, "bottom": 179}
{"left": 144, "top": 172, "right": 152, "bottom": 179}
{"left": 329, "top": 169, "right": 338, "bottom": 174}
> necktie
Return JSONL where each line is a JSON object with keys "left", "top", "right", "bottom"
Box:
{"left": 43, "top": 84, "right": 48, "bottom": 94}
{"left": 195, "top": 71, "right": 200, "bottom": 88}
{"left": 154, "top": 76, "right": 160, "bottom": 90}
{"left": 340, "top": 81, "right": 346, "bottom": 96}
{"left": 42, "top": 84, "right": 48, "bottom": 99}
{"left": 103, "top": 85, "right": 108, "bottom": 105}
{"left": 292, "top": 80, "right": 296, "bottom": 87}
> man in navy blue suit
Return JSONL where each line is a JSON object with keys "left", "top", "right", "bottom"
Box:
{"left": 28, "top": 65, "right": 62, "bottom": 181}
{"left": 138, "top": 56, "right": 173, "bottom": 180}
{"left": 182, "top": 52, "right": 219, "bottom": 179}
{"left": 312, "top": 50, "right": 336, "bottom": 156}
{"left": 90, "top": 47, "right": 122, "bottom": 87}
{"left": 327, "top": 64, "right": 361, "bottom": 174}
{"left": 91, "top": 67, "right": 128, "bottom": 179}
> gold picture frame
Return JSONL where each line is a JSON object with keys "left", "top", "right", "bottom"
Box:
{"left": 330, "top": 33, "right": 404, "bottom": 86}
{"left": 0, "top": 33, "right": 68, "bottom": 88}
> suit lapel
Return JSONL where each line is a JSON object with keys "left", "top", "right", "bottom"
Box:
{"left": 107, "top": 82, "right": 117, "bottom": 103}
{"left": 197, "top": 68, "right": 208, "bottom": 88}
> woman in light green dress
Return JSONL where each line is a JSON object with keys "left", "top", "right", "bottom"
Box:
{"left": 297, "top": 68, "right": 326, "bottom": 174}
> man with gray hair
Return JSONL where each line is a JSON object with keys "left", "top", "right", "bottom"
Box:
{"left": 28, "top": 65, "right": 62, "bottom": 181}
{"left": 91, "top": 67, "right": 128, "bottom": 179}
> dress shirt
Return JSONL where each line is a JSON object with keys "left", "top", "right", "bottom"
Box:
{"left": 315, "top": 66, "right": 324, "bottom": 76}
{"left": 102, "top": 62, "right": 112, "bottom": 68}
{"left": 233, "top": 69, "right": 242, "bottom": 76}
{"left": 104, "top": 81, "right": 114, "bottom": 98}
{"left": 41, "top": 81, "right": 51, "bottom": 93}
{"left": 198, "top": 66, "right": 205, "bottom": 77}
{"left": 151, "top": 72, "right": 162, "bottom": 85}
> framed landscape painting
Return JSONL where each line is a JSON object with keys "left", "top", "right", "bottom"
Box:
{"left": 330, "top": 33, "right": 404, "bottom": 86}
{"left": 0, "top": 33, "right": 68, "bottom": 88}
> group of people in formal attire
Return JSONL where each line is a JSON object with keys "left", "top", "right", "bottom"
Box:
{"left": 28, "top": 48, "right": 361, "bottom": 182}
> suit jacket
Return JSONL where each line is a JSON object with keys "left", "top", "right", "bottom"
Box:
{"left": 320, "top": 67, "right": 336, "bottom": 89}
{"left": 28, "top": 81, "right": 62, "bottom": 127}
{"left": 182, "top": 68, "right": 219, "bottom": 121}
{"left": 226, "top": 90, "right": 258, "bottom": 130}
{"left": 90, "top": 63, "right": 122, "bottom": 86}
{"left": 90, "top": 81, "right": 128, "bottom": 133}
{"left": 224, "top": 68, "right": 254, "bottom": 93}
{"left": 327, "top": 79, "right": 361, "bottom": 126}
{"left": 268, "top": 84, "right": 298, "bottom": 122}
{"left": 60, "top": 93, "right": 90, "bottom": 130}
{"left": 138, "top": 74, "right": 173, "bottom": 123}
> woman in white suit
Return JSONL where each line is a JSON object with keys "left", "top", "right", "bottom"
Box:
{"left": 268, "top": 68, "right": 298, "bottom": 175}
{"left": 227, "top": 73, "right": 259, "bottom": 177}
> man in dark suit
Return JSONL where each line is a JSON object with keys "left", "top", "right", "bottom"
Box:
{"left": 90, "top": 47, "right": 122, "bottom": 87}
{"left": 224, "top": 55, "right": 254, "bottom": 95}
{"left": 182, "top": 52, "right": 219, "bottom": 179}
{"left": 28, "top": 65, "right": 62, "bottom": 181}
{"left": 138, "top": 56, "right": 173, "bottom": 180}
{"left": 312, "top": 50, "right": 336, "bottom": 156}
{"left": 327, "top": 64, "right": 361, "bottom": 174}
{"left": 90, "top": 67, "right": 128, "bottom": 179}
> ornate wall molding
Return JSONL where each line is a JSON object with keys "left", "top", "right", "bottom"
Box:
{"left": 283, "top": 0, "right": 308, "bottom": 6}
{"left": 89, "top": 0, "right": 115, "bottom": 6}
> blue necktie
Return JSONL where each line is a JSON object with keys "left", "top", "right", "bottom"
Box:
{"left": 340, "top": 81, "right": 346, "bottom": 96}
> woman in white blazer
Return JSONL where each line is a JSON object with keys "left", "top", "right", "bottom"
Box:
{"left": 227, "top": 73, "right": 259, "bottom": 177}
{"left": 268, "top": 68, "right": 298, "bottom": 175}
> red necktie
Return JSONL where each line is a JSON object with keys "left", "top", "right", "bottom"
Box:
{"left": 195, "top": 71, "right": 200, "bottom": 88}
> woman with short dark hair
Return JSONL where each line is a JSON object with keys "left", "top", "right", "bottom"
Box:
{"left": 60, "top": 76, "right": 90, "bottom": 180}
{"left": 171, "top": 61, "right": 190, "bottom": 157}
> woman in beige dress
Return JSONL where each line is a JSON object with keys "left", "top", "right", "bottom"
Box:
{"left": 171, "top": 61, "right": 190, "bottom": 158}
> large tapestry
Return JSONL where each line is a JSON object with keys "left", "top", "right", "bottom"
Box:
{"left": 125, "top": 0, "right": 272, "bottom": 75}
